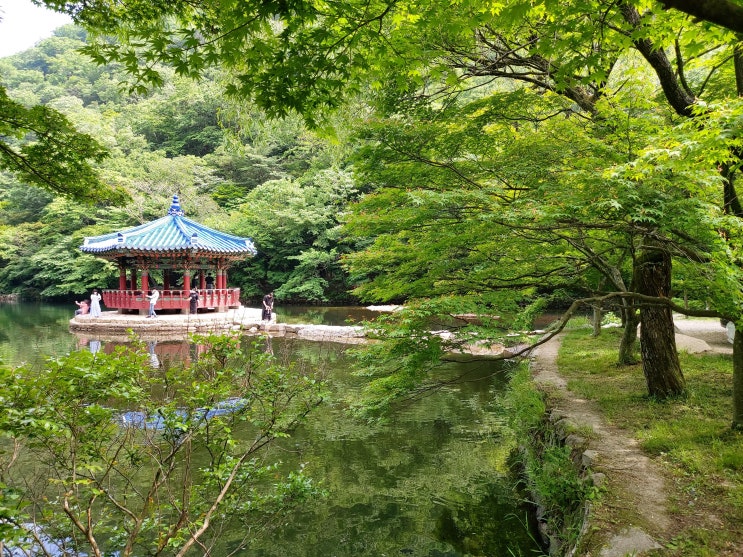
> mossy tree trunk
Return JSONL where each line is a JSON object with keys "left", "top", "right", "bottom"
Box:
{"left": 618, "top": 303, "right": 640, "bottom": 365}
{"left": 592, "top": 305, "right": 602, "bottom": 337}
{"left": 727, "top": 44, "right": 743, "bottom": 430}
{"left": 733, "top": 327, "right": 743, "bottom": 430}
{"left": 634, "top": 243, "right": 686, "bottom": 398}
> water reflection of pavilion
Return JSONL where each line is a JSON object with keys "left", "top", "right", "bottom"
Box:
{"left": 76, "top": 333, "right": 211, "bottom": 368}
{"left": 80, "top": 194, "right": 256, "bottom": 315}
{"left": 73, "top": 319, "right": 366, "bottom": 370}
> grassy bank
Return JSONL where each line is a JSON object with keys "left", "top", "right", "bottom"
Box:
{"left": 502, "top": 363, "right": 594, "bottom": 556}
{"left": 557, "top": 325, "right": 743, "bottom": 556}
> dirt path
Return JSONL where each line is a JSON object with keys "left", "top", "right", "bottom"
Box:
{"left": 528, "top": 318, "right": 731, "bottom": 556}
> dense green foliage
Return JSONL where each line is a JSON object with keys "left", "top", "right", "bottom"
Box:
{"left": 0, "top": 27, "right": 358, "bottom": 302}
{"left": 2, "top": 1, "right": 743, "bottom": 552}
{"left": 0, "top": 334, "right": 325, "bottom": 555}
{"left": 7, "top": 1, "right": 743, "bottom": 415}
{"left": 304, "top": 1, "right": 740, "bottom": 410}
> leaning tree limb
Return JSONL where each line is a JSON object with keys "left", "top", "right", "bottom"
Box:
{"left": 658, "top": 0, "right": 743, "bottom": 35}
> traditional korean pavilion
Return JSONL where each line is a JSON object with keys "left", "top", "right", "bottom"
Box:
{"left": 80, "top": 195, "right": 256, "bottom": 315}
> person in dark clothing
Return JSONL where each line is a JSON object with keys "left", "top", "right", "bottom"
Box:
{"left": 186, "top": 288, "right": 199, "bottom": 314}
{"left": 262, "top": 292, "right": 274, "bottom": 322}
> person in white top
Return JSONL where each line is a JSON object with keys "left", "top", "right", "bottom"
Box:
{"left": 90, "top": 289, "right": 102, "bottom": 317}
{"left": 146, "top": 288, "right": 159, "bottom": 318}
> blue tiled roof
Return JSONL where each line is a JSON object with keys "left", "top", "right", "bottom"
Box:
{"left": 81, "top": 195, "right": 257, "bottom": 256}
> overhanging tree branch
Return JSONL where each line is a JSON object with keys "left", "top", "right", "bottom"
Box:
{"left": 658, "top": 0, "right": 743, "bottom": 34}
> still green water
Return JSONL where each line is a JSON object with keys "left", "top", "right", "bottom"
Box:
{"left": 0, "top": 302, "right": 543, "bottom": 556}
{"left": 0, "top": 302, "right": 80, "bottom": 367}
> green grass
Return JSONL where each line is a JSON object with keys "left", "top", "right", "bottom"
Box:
{"left": 501, "top": 364, "right": 588, "bottom": 553}
{"left": 557, "top": 327, "right": 743, "bottom": 556}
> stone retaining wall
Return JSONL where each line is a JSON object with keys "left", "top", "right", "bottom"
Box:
{"left": 69, "top": 309, "right": 368, "bottom": 344}
{"left": 540, "top": 408, "right": 602, "bottom": 556}
{"left": 69, "top": 309, "right": 517, "bottom": 349}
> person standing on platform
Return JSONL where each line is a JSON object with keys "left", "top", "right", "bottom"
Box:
{"left": 262, "top": 291, "right": 274, "bottom": 322}
{"left": 90, "top": 289, "right": 102, "bottom": 317}
{"left": 146, "top": 288, "right": 159, "bottom": 318}
{"left": 205, "top": 273, "right": 215, "bottom": 290}
{"left": 186, "top": 287, "right": 199, "bottom": 314}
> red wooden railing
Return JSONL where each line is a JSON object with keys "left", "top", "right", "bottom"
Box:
{"left": 101, "top": 289, "right": 241, "bottom": 311}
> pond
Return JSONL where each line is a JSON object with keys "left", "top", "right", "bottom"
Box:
{"left": 0, "top": 301, "right": 80, "bottom": 367}
{"left": 0, "top": 302, "right": 544, "bottom": 556}
{"left": 274, "top": 304, "right": 385, "bottom": 325}
{"left": 0, "top": 303, "right": 382, "bottom": 367}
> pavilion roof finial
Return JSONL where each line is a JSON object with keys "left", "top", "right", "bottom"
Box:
{"left": 167, "top": 194, "right": 185, "bottom": 217}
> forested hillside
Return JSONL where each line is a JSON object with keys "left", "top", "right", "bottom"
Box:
{"left": 0, "top": 25, "right": 359, "bottom": 303}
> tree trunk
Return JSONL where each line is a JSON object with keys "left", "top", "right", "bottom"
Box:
{"left": 618, "top": 303, "right": 640, "bottom": 365}
{"left": 657, "top": 0, "right": 743, "bottom": 35}
{"left": 620, "top": 4, "right": 696, "bottom": 117}
{"left": 634, "top": 243, "right": 686, "bottom": 397}
{"left": 733, "top": 326, "right": 743, "bottom": 430}
{"left": 592, "top": 305, "right": 602, "bottom": 337}
{"left": 725, "top": 43, "right": 743, "bottom": 430}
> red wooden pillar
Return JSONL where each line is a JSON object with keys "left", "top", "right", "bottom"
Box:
{"left": 163, "top": 270, "right": 171, "bottom": 290}
{"left": 199, "top": 271, "right": 206, "bottom": 289}
{"left": 141, "top": 271, "right": 149, "bottom": 293}
{"left": 180, "top": 270, "right": 192, "bottom": 314}
{"left": 213, "top": 269, "right": 223, "bottom": 310}
{"left": 130, "top": 268, "right": 138, "bottom": 290}
{"left": 119, "top": 268, "right": 127, "bottom": 290}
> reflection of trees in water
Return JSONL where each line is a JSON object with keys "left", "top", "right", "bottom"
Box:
{"left": 2, "top": 336, "right": 327, "bottom": 555}
{"left": 3, "top": 305, "right": 537, "bottom": 552}
{"left": 71, "top": 335, "right": 352, "bottom": 373}
{"left": 274, "top": 306, "right": 384, "bottom": 326}
{"left": 0, "top": 302, "right": 70, "bottom": 328}
{"left": 243, "top": 355, "right": 539, "bottom": 557}
{"left": 433, "top": 482, "right": 539, "bottom": 556}
{"left": 2, "top": 314, "right": 539, "bottom": 556}
{"left": 0, "top": 303, "right": 78, "bottom": 367}
{"left": 0, "top": 303, "right": 385, "bottom": 368}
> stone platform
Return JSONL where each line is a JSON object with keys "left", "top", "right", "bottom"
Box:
{"left": 69, "top": 306, "right": 366, "bottom": 344}
{"left": 69, "top": 307, "right": 519, "bottom": 355}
